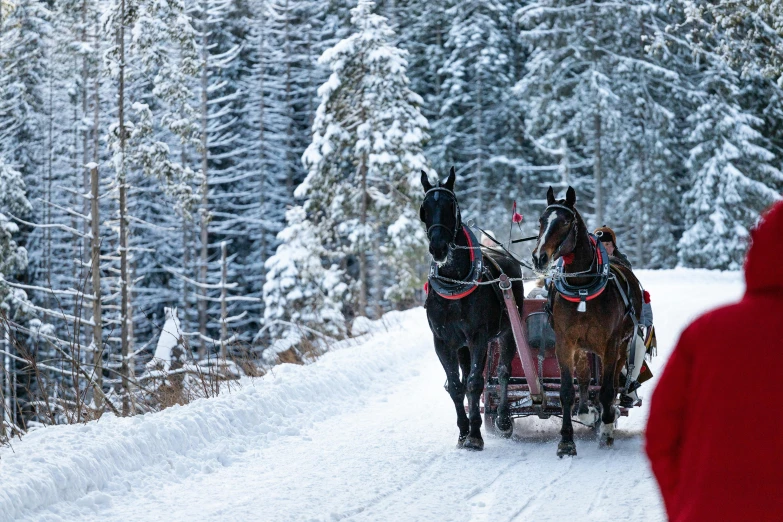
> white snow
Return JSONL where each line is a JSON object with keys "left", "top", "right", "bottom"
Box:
{"left": 147, "top": 307, "right": 182, "bottom": 371}
{"left": 0, "top": 269, "right": 744, "bottom": 522}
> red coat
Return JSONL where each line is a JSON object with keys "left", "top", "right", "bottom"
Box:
{"left": 646, "top": 200, "right": 783, "bottom": 522}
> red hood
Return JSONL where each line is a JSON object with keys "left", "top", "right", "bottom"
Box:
{"left": 745, "top": 200, "right": 783, "bottom": 294}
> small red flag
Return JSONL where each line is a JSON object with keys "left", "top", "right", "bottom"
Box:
{"left": 512, "top": 201, "right": 523, "bottom": 223}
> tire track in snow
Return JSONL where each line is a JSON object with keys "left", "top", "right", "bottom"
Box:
{"left": 504, "top": 457, "right": 574, "bottom": 522}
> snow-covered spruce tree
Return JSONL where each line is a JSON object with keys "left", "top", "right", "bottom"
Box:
{"left": 299, "top": 0, "right": 428, "bottom": 316}
{"left": 186, "top": 0, "right": 245, "bottom": 355}
{"left": 264, "top": 0, "right": 429, "bottom": 341}
{"left": 0, "top": 156, "right": 32, "bottom": 436}
{"left": 596, "top": 0, "right": 692, "bottom": 268}
{"left": 240, "top": 0, "right": 329, "bottom": 342}
{"left": 679, "top": 59, "right": 783, "bottom": 270}
{"left": 0, "top": 158, "right": 32, "bottom": 298}
{"left": 434, "top": 0, "right": 530, "bottom": 223}
{"left": 261, "top": 206, "right": 347, "bottom": 355}
{"left": 395, "top": 0, "right": 451, "bottom": 124}
{"left": 517, "top": 0, "right": 692, "bottom": 267}
{"left": 685, "top": 0, "right": 783, "bottom": 84}
{"left": 103, "top": 0, "right": 200, "bottom": 414}
{"left": 0, "top": 0, "right": 48, "bottom": 285}
{"left": 517, "top": 0, "right": 672, "bottom": 229}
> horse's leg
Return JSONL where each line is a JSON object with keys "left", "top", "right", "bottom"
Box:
{"left": 494, "top": 329, "right": 515, "bottom": 438}
{"left": 458, "top": 346, "right": 471, "bottom": 393}
{"left": 463, "top": 333, "right": 489, "bottom": 451}
{"left": 574, "top": 350, "right": 598, "bottom": 426}
{"left": 598, "top": 338, "right": 624, "bottom": 448}
{"left": 557, "top": 346, "right": 578, "bottom": 457}
{"left": 434, "top": 339, "right": 469, "bottom": 447}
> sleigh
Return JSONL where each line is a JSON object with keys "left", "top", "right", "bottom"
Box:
{"left": 480, "top": 284, "right": 636, "bottom": 426}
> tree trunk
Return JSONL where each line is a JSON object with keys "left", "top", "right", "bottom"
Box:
{"left": 284, "top": 0, "right": 294, "bottom": 194}
{"left": 476, "top": 74, "right": 485, "bottom": 215}
{"left": 118, "top": 0, "right": 131, "bottom": 416}
{"left": 560, "top": 137, "right": 570, "bottom": 186}
{"left": 45, "top": 75, "right": 54, "bottom": 305}
{"left": 90, "top": 162, "right": 103, "bottom": 410}
{"left": 358, "top": 160, "right": 368, "bottom": 316}
{"left": 636, "top": 149, "right": 646, "bottom": 267}
{"left": 182, "top": 216, "right": 190, "bottom": 333}
{"left": 258, "top": 16, "right": 268, "bottom": 269}
{"left": 1, "top": 316, "right": 9, "bottom": 438}
{"left": 219, "top": 241, "right": 228, "bottom": 358}
{"left": 81, "top": 0, "right": 91, "bottom": 271}
{"left": 198, "top": 10, "right": 209, "bottom": 358}
{"left": 90, "top": 71, "right": 103, "bottom": 409}
{"left": 593, "top": 112, "right": 603, "bottom": 227}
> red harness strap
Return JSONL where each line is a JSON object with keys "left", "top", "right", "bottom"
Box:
{"left": 558, "top": 236, "right": 607, "bottom": 303}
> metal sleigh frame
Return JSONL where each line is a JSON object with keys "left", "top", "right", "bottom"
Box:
{"left": 479, "top": 276, "right": 633, "bottom": 423}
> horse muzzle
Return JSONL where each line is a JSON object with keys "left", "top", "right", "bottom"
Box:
{"left": 532, "top": 251, "right": 549, "bottom": 271}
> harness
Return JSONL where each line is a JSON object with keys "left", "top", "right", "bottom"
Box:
{"left": 552, "top": 234, "right": 610, "bottom": 312}
{"left": 427, "top": 226, "right": 484, "bottom": 300}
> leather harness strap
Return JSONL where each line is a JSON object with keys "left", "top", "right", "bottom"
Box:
{"left": 428, "top": 226, "right": 483, "bottom": 300}
{"left": 552, "top": 235, "right": 610, "bottom": 310}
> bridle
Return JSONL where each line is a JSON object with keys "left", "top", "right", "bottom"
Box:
{"left": 420, "top": 187, "right": 462, "bottom": 244}
{"left": 540, "top": 203, "right": 578, "bottom": 260}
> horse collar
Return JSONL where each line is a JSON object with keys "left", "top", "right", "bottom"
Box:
{"left": 553, "top": 235, "right": 610, "bottom": 311}
{"left": 428, "top": 226, "right": 482, "bottom": 300}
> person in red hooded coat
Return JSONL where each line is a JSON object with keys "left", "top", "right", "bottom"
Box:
{"left": 646, "top": 200, "right": 783, "bottom": 522}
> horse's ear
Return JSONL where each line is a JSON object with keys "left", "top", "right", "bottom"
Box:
{"left": 565, "top": 186, "right": 576, "bottom": 207}
{"left": 421, "top": 170, "right": 433, "bottom": 192}
{"left": 546, "top": 186, "right": 555, "bottom": 206}
{"left": 444, "top": 166, "right": 456, "bottom": 191}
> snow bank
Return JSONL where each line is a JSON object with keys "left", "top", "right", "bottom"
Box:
{"left": 0, "top": 269, "right": 745, "bottom": 521}
{"left": 0, "top": 309, "right": 429, "bottom": 522}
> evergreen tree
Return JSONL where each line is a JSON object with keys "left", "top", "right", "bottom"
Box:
{"left": 679, "top": 60, "right": 783, "bottom": 269}
{"left": 264, "top": 0, "right": 429, "bottom": 339}
{"left": 434, "top": 0, "right": 529, "bottom": 223}
{"left": 262, "top": 206, "right": 347, "bottom": 344}
{"left": 0, "top": 158, "right": 32, "bottom": 297}
{"left": 298, "top": 0, "right": 429, "bottom": 315}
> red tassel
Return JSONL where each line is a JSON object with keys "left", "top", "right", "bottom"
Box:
{"left": 643, "top": 290, "right": 651, "bottom": 304}
{"left": 511, "top": 201, "right": 523, "bottom": 223}
{"left": 424, "top": 281, "right": 429, "bottom": 294}
{"left": 561, "top": 253, "right": 575, "bottom": 265}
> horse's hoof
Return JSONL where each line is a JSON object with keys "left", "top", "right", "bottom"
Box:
{"left": 463, "top": 436, "right": 484, "bottom": 451}
{"left": 457, "top": 433, "right": 468, "bottom": 448}
{"left": 495, "top": 417, "right": 514, "bottom": 439}
{"left": 598, "top": 422, "right": 615, "bottom": 448}
{"left": 575, "top": 406, "right": 599, "bottom": 426}
{"left": 557, "top": 441, "right": 577, "bottom": 457}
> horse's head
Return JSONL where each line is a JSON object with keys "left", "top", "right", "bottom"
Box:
{"left": 532, "top": 186, "right": 578, "bottom": 271}
{"left": 419, "top": 167, "right": 460, "bottom": 265}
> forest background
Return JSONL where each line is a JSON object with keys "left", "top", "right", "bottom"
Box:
{"left": 0, "top": 0, "right": 781, "bottom": 433}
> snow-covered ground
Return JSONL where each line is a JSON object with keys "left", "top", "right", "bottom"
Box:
{"left": 0, "top": 269, "right": 744, "bottom": 522}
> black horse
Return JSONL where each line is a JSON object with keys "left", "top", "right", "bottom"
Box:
{"left": 420, "top": 167, "right": 525, "bottom": 450}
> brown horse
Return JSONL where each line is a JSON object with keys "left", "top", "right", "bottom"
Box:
{"left": 532, "top": 186, "right": 642, "bottom": 457}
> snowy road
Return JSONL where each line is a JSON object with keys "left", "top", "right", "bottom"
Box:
{"left": 0, "top": 269, "right": 744, "bottom": 522}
